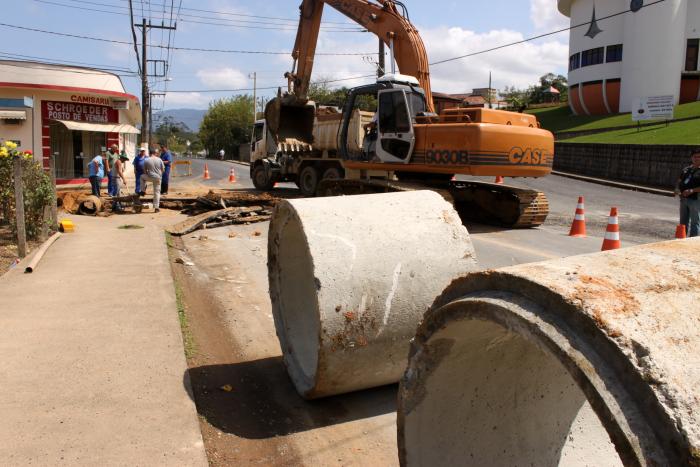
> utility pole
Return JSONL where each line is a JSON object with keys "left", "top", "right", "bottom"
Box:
{"left": 488, "top": 71, "right": 493, "bottom": 109}
{"left": 13, "top": 155, "right": 27, "bottom": 258}
{"left": 378, "top": 39, "right": 385, "bottom": 78}
{"left": 249, "top": 72, "right": 257, "bottom": 120}
{"left": 135, "top": 19, "right": 176, "bottom": 149}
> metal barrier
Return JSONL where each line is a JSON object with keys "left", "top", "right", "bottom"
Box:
{"left": 171, "top": 160, "right": 192, "bottom": 177}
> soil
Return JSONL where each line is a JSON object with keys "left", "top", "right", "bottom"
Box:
{"left": 168, "top": 224, "right": 398, "bottom": 467}
{"left": 0, "top": 225, "right": 42, "bottom": 275}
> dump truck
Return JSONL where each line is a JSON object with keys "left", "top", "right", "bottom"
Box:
{"left": 250, "top": 107, "right": 373, "bottom": 196}
{"left": 263, "top": 0, "right": 554, "bottom": 228}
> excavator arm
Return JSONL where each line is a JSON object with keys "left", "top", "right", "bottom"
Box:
{"left": 266, "top": 0, "right": 433, "bottom": 143}
{"left": 288, "top": 0, "right": 432, "bottom": 110}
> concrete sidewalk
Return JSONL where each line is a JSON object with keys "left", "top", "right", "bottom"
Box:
{"left": 0, "top": 213, "right": 207, "bottom": 466}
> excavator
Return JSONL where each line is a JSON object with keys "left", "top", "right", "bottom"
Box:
{"left": 264, "top": 0, "right": 554, "bottom": 227}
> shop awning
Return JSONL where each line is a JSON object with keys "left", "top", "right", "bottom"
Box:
{"left": 0, "top": 110, "right": 27, "bottom": 119}
{"left": 56, "top": 120, "right": 140, "bottom": 134}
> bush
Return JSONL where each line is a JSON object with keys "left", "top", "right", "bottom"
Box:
{"left": 0, "top": 141, "right": 54, "bottom": 239}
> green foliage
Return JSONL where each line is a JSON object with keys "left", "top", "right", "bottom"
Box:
{"left": 153, "top": 116, "right": 202, "bottom": 154}
{"left": 501, "top": 73, "right": 568, "bottom": 109}
{"left": 528, "top": 101, "right": 700, "bottom": 135}
{"left": 308, "top": 81, "right": 377, "bottom": 111}
{"left": 199, "top": 95, "right": 254, "bottom": 158}
{"left": 0, "top": 145, "right": 53, "bottom": 239}
{"left": 561, "top": 119, "right": 700, "bottom": 145}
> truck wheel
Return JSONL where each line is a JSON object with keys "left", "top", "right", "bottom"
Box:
{"left": 252, "top": 165, "right": 274, "bottom": 191}
{"left": 321, "top": 167, "right": 342, "bottom": 181}
{"left": 298, "top": 165, "right": 319, "bottom": 197}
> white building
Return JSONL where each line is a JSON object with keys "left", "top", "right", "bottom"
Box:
{"left": 558, "top": 0, "right": 700, "bottom": 114}
{"left": 0, "top": 60, "right": 141, "bottom": 184}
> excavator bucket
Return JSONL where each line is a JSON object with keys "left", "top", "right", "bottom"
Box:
{"left": 264, "top": 95, "right": 316, "bottom": 144}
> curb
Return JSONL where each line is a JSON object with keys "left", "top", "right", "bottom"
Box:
{"left": 552, "top": 170, "right": 674, "bottom": 197}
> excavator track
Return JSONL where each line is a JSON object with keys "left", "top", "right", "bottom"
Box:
{"left": 317, "top": 178, "right": 549, "bottom": 228}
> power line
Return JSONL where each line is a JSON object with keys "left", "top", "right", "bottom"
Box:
{"left": 431, "top": 0, "right": 666, "bottom": 66}
{"left": 34, "top": 0, "right": 365, "bottom": 31}
{"left": 0, "top": 22, "right": 374, "bottom": 55}
{"left": 165, "top": 74, "right": 377, "bottom": 93}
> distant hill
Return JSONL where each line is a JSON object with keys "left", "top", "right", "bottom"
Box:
{"left": 153, "top": 108, "right": 206, "bottom": 132}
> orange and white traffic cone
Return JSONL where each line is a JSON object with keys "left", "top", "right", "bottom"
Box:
{"left": 494, "top": 176, "right": 504, "bottom": 184}
{"left": 675, "top": 224, "right": 687, "bottom": 239}
{"left": 203, "top": 163, "right": 210, "bottom": 180}
{"left": 601, "top": 207, "right": 621, "bottom": 251}
{"left": 228, "top": 167, "right": 236, "bottom": 183}
{"left": 568, "top": 196, "right": 586, "bottom": 237}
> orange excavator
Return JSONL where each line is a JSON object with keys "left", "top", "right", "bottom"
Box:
{"left": 265, "top": 0, "right": 554, "bottom": 227}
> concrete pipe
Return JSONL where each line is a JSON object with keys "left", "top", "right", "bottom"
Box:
{"left": 399, "top": 239, "right": 700, "bottom": 466}
{"left": 78, "top": 195, "right": 102, "bottom": 216}
{"left": 268, "top": 190, "right": 478, "bottom": 399}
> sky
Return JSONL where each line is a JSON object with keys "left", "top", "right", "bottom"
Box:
{"left": 2, "top": 0, "right": 571, "bottom": 110}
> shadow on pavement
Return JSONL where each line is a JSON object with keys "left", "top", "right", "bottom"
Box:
{"left": 185, "top": 358, "right": 397, "bottom": 439}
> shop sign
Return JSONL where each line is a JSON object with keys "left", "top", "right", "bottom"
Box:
{"left": 70, "top": 95, "right": 111, "bottom": 106}
{"left": 41, "top": 100, "right": 119, "bottom": 124}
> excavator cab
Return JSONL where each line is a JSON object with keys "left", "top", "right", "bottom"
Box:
{"left": 340, "top": 74, "right": 427, "bottom": 164}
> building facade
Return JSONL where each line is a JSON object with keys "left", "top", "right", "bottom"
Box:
{"left": 0, "top": 61, "right": 140, "bottom": 183}
{"left": 558, "top": 0, "right": 700, "bottom": 114}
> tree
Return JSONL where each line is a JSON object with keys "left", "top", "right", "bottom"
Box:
{"left": 153, "top": 116, "right": 201, "bottom": 154}
{"left": 199, "top": 95, "right": 254, "bottom": 159}
{"left": 527, "top": 73, "right": 568, "bottom": 104}
{"left": 308, "top": 79, "right": 377, "bottom": 111}
{"left": 501, "top": 86, "right": 528, "bottom": 111}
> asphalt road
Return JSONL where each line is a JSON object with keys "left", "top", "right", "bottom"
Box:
{"left": 172, "top": 158, "right": 678, "bottom": 251}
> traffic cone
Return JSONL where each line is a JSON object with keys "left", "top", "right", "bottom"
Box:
{"left": 203, "top": 163, "right": 210, "bottom": 180}
{"left": 601, "top": 207, "right": 621, "bottom": 251}
{"left": 568, "top": 196, "right": 586, "bottom": 237}
{"left": 494, "top": 176, "right": 504, "bottom": 184}
{"left": 228, "top": 167, "right": 236, "bottom": 183}
{"left": 675, "top": 224, "right": 687, "bottom": 239}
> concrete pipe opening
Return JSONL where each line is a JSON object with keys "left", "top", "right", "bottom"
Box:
{"left": 399, "top": 239, "right": 700, "bottom": 466}
{"left": 268, "top": 191, "right": 479, "bottom": 399}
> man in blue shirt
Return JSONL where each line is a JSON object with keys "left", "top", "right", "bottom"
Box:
{"left": 133, "top": 147, "right": 147, "bottom": 194}
{"left": 88, "top": 152, "right": 105, "bottom": 197}
{"left": 160, "top": 145, "right": 173, "bottom": 195}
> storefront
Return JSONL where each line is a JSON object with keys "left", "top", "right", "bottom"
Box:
{"left": 0, "top": 60, "right": 141, "bottom": 184}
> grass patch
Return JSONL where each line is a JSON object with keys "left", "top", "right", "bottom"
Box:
{"left": 561, "top": 119, "right": 700, "bottom": 145}
{"left": 118, "top": 224, "right": 144, "bottom": 230}
{"left": 528, "top": 101, "right": 700, "bottom": 134}
{"left": 165, "top": 231, "right": 195, "bottom": 359}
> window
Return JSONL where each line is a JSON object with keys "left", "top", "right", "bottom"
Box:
{"left": 581, "top": 47, "right": 605, "bottom": 67}
{"left": 253, "top": 123, "right": 264, "bottom": 142}
{"left": 378, "top": 91, "right": 411, "bottom": 134}
{"left": 686, "top": 39, "right": 699, "bottom": 71}
{"left": 606, "top": 44, "right": 623, "bottom": 63}
{"left": 569, "top": 53, "right": 581, "bottom": 71}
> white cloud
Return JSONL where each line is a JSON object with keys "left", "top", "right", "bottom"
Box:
{"left": 164, "top": 92, "right": 210, "bottom": 109}
{"left": 530, "top": 0, "right": 570, "bottom": 31}
{"left": 421, "top": 26, "right": 569, "bottom": 94}
{"left": 196, "top": 67, "right": 249, "bottom": 89}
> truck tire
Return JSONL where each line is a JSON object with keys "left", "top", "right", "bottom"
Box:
{"left": 298, "top": 165, "right": 319, "bottom": 197}
{"left": 321, "top": 166, "right": 342, "bottom": 181}
{"left": 252, "top": 164, "right": 274, "bottom": 191}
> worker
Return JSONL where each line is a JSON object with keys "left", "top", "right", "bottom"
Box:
{"left": 675, "top": 148, "right": 700, "bottom": 237}
{"left": 106, "top": 144, "right": 120, "bottom": 196}
{"left": 140, "top": 149, "right": 165, "bottom": 213}
{"left": 133, "top": 148, "right": 147, "bottom": 194}
{"left": 219, "top": 149, "right": 225, "bottom": 161}
{"left": 110, "top": 153, "right": 129, "bottom": 212}
{"left": 88, "top": 152, "right": 105, "bottom": 197}
{"left": 160, "top": 144, "right": 173, "bottom": 195}
{"left": 362, "top": 112, "right": 379, "bottom": 159}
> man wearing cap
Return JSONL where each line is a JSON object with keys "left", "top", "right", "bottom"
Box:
{"left": 140, "top": 149, "right": 165, "bottom": 213}
{"left": 106, "top": 144, "right": 120, "bottom": 196}
{"left": 110, "top": 153, "right": 129, "bottom": 212}
{"left": 160, "top": 144, "right": 173, "bottom": 195}
{"left": 133, "top": 148, "right": 147, "bottom": 194}
{"left": 675, "top": 148, "right": 700, "bottom": 237}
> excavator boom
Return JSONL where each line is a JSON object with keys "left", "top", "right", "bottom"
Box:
{"left": 266, "top": 0, "right": 433, "bottom": 142}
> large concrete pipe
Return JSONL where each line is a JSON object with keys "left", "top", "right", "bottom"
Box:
{"left": 268, "top": 191, "right": 478, "bottom": 399}
{"left": 399, "top": 239, "right": 700, "bottom": 466}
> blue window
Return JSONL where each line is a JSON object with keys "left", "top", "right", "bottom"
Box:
{"left": 581, "top": 47, "right": 605, "bottom": 67}
{"left": 606, "top": 44, "right": 623, "bottom": 63}
{"left": 569, "top": 53, "right": 581, "bottom": 71}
